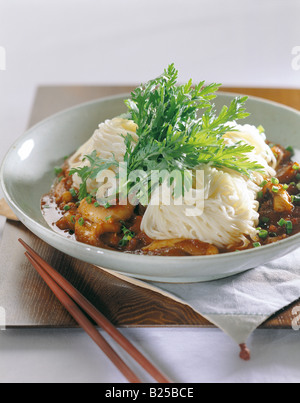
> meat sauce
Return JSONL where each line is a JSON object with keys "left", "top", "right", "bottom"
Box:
{"left": 41, "top": 143, "right": 300, "bottom": 256}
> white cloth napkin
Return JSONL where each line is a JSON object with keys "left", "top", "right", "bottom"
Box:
{"left": 105, "top": 248, "right": 300, "bottom": 359}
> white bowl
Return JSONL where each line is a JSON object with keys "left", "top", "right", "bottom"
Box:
{"left": 1, "top": 92, "right": 300, "bottom": 283}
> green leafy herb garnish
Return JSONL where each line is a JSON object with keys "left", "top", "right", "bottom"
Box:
{"left": 119, "top": 224, "right": 135, "bottom": 247}
{"left": 69, "top": 64, "right": 265, "bottom": 204}
{"left": 69, "top": 151, "right": 118, "bottom": 200}
{"left": 54, "top": 167, "right": 63, "bottom": 176}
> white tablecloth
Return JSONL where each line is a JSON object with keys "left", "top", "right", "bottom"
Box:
{"left": 0, "top": 0, "right": 300, "bottom": 383}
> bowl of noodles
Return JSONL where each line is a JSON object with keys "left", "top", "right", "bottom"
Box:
{"left": 1, "top": 65, "right": 300, "bottom": 282}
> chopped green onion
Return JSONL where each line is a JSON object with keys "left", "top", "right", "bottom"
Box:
{"left": 86, "top": 195, "right": 93, "bottom": 204}
{"left": 296, "top": 173, "right": 300, "bottom": 181}
{"left": 271, "top": 177, "right": 279, "bottom": 185}
{"left": 94, "top": 202, "right": 100, "bottom": 207}
{"left": 277, "top": 218, "right": 293, "bottom": 235}
{"left": 119, "top": 225, "right": 135, "bottom": 247}
{"left": 253, "top": 242, "right": 261, "bottom": 248}
{"left": 104, "top": 202, "right": 111, "bottom": 209}
{"left": 258, "top": 229, "right": 269, "bottom": 240}
{"left": 257, "top": 191, "right": 264, "bottom": 199}
{"left": 54, "top": 167, "right": 63, "bottom": 176}
{"left": 261, "top": 216, "right": 270, "bottom": 224}
{"left": 70, "top": 215, "right": 76, "bottom": 224}
{"left": 260, "top": 180, "right": 268, "bottom": 187}
{"left": 63, "top": 205, "right": 70, "bottom": 211}
{"left": 292, "top": 194, "right": 300, "bottom": 204}
{"left": 286, "top": 146, "right": 295, "bottom": 156}
{"left": 272, "top": 186, "right": 279, "bottom": 193}
{"left": 283, "top": 184, "right": 289, "bottom": 190}
{"left": 296, "top": 183, "right": 300, "bottom": 191}
{"left": 105, "top": 215, "right": 112, "bottom": 221}
{"left": 257, "top": 125, "right": 265, "bottom": 134}
{"left": 70, "top": 188, "right": 77, "bottom": 198}
{"left": 78, "top": 217, "right": 85, "bottom": 226}
{"left": 292, "top": 164, "right": 300, "bottom": 171}
{"left": 278, "top": 218, "right": 287, "bottom": 227}
{"left": 286, "top": 220, "right": 293, "bottom": 234}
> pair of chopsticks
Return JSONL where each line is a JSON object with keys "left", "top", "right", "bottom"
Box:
{"left": 19, "top": 238, "right": 171, "bottom": 383}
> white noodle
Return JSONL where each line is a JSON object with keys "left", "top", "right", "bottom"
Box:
{"left": 69, "top": 118, "right": 277, "bottom": 249}
{"left": 68, "top": 117, "right": 137, "bottom": 192}
{"left": 140, "top": 123, "right": 277, "bottom": 248}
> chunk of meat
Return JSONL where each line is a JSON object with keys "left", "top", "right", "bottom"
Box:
{"left": 78, "top": 199, "right": 134, "bottom": 224}
{"left": 276, "top": 162, "right": 299, "bottom": 184}
{"left": 263, "top": 182, "right": 293, "bottom": 213}
{"left": 56, "top": 210, "right": 76, "bottom": 231}
{"left": 143, "top": 239, "right": 219, "bottom": 256}
{"left": 273, "top": 189, "right": 293, "bottom": 213}
{"left": 72, "top": 199, "right": 135, "bottom": 247}
{"left": 271, "top": 145, "right": 291, "bottom": 167}
{"left": 74, "top": 219, "right": 120, "bottom": 247}
{"left": 53, "top": 175, "right": 73, "bottom": 205}
{"left": 143, "top": 239, "right": 186, "bottom": 251}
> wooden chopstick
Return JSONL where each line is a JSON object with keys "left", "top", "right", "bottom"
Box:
{"left": 19, "top": 238, "right": 171, "bottom": 384}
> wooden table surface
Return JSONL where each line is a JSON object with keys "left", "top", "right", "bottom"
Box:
{"left": 0, "top": 86, "right": 299, "bottom": 329}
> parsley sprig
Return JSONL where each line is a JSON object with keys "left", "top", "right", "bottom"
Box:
{"left": 124, "top": 64, "right": 263, "bottom": 177}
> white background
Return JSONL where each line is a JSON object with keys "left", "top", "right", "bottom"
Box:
{"left": 0, "top": 0, "right": 300, "bottom": 383}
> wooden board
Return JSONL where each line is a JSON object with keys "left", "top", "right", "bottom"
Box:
{"left": 0, "top": 86, "right": 299, "bottom": 329}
